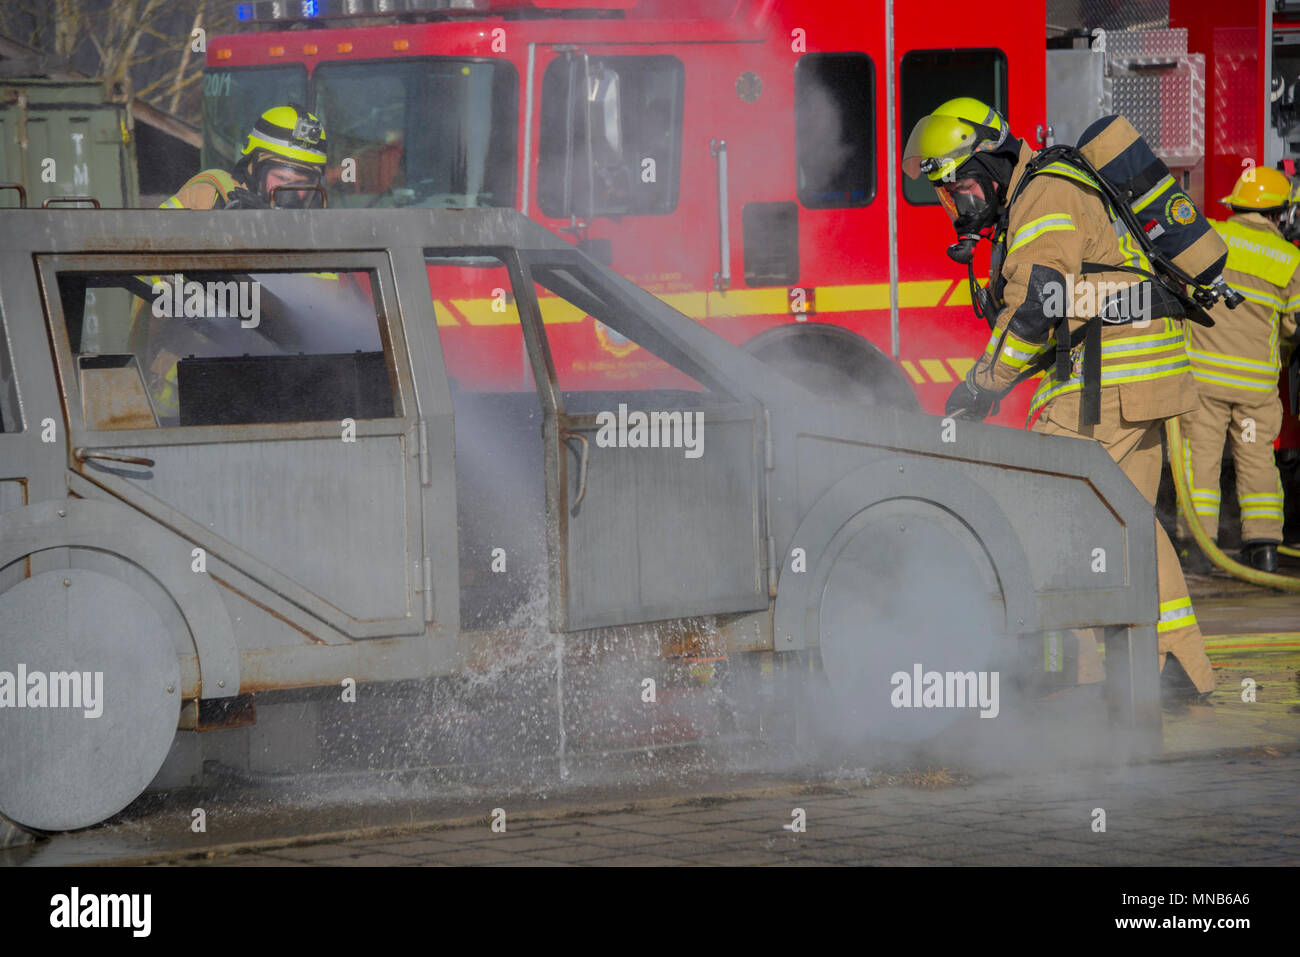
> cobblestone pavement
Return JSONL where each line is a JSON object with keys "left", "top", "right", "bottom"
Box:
{"left": 162, "top": 747, "right": 1299, "bottom": 867}
{"left": 5, "top": 590, "right": 1293, "bottom": 868}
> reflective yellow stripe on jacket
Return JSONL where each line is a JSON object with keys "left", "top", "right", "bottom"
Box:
{"left": 1028, "top": 318, "right": 1189, "bottom": 417}
{"left": 1186, "top": 341, "right": 1280, "bottom": 393}
{"left": 982, "top": 328, "right": 1046, "bottom": 372}
{"left": 1007, "top": 213, "right": 1076, "bottom": 255}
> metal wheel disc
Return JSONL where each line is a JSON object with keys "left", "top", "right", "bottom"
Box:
{"left": 0, "top": 568, "right": 180, "bottom": 831}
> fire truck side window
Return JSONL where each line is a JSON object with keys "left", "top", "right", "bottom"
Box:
{"left": 538, "top": 55, "right": 685, "bottom": 218}
{"left": 794, "top": 53, "right": 876, "bottom": 209}
{"left": 900, "top": 49, "right": 1008, "bottom": 206}
{"left": 54, "top": 268, "right": 394, "bottom": 429}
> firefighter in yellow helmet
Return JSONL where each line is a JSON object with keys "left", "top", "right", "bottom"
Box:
{"left": 904, "top": 97, "right": 1215, "bottom": 702}
{"left": 137, "top": 106, "right": 328, "bottom": 422}
{"left": 159, "top": 104, "right": 327, "bottom": 211}
{"left": 1174, "top": 166, "right": 1300, "bottom": 573}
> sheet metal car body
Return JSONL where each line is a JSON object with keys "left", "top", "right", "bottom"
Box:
{"left": 0, "top": 207, "right": 1161, "bottom": 831}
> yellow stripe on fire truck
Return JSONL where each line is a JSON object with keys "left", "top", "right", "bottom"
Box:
{"left": 432, "top": 280, "right": 960, "bottom": 326}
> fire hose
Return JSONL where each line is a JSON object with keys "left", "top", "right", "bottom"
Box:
{"left": 1165, "top": 417, "right": 1300, "bottom": 590}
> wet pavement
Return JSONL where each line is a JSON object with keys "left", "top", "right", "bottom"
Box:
{"left": 4, "top": 577, "right": 1298, "bottom": 867}
{"left": 9, "top": 746, "right": 1294, "bottom": 867}
{"left": 194, "top": 749, "right": 1300, "bottom": 867}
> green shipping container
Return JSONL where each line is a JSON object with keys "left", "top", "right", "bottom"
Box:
{"left": 0, "top": 78, "right": 139, "bottom": 209}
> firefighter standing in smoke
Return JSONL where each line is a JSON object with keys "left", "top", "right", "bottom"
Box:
{"left": 902, "top": 97, "right": 1215, "bottom": 698}
{"left": 1175, "top": 166, "right": 1300, "bottom": 574}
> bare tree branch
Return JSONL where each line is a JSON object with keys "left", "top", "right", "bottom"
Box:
{"left": 168, "top": 3, "right": 202, "bottom": 114}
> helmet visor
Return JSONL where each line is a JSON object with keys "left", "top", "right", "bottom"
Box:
{"left": 902, "top": 114, "right": 1004, "bottom": 182}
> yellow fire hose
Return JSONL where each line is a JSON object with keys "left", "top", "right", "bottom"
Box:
{"left": 1165, "top": 417, "right": 1300, "bottom": 591}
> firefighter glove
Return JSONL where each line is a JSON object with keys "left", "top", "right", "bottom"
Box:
{"left": 944, "top": 372, "right": 998, "bottom": 421}
{"left": 224, "top": 187, "right": 270, "bottom": 210}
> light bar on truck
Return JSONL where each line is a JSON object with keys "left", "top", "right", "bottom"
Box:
{"left": 234, "top": 0, "right": 482, "bottom": 24}
{"left": 233, "top": 0, "right": 636, "bottom": 22}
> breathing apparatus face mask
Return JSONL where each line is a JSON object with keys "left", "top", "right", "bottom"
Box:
{"left": 938, "top": 172, "right": 999, "bottom": 232}
{"left": 934, "top": 150, "right": 1018, "bottom": 264}
{"left": 252, "top": 156, "right": 324, "bottom": 209}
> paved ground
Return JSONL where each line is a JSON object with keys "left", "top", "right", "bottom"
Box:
{"left": 142, "top": 747, "right": 1300, "bottom": 866}
{"left": 4, "top": 580, "right": 1296, "bottom": 868}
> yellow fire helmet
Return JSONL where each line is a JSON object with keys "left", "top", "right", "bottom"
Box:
{"left": 242, "top": 105, "right": 327, "bottom": 168}
{"left": 902, "top": 97, "right": 1009, "bottom": 183}
{"left": 1220, "top": 165, "right": 1291, "bottom": 212}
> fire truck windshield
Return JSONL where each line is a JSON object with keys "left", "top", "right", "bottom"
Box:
{"left": 201, "top": 59, "right": 518, "bottom": 210}
{"left": 202, "top": 66, "right": 308, "bottom": 171}
{"left": 314, "top": 59, "right": 517, "bottom": 209}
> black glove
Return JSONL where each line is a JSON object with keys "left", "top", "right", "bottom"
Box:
{"left": 223, "top": 187, "right": 269, "bottom": 210}
{"left": 944, "top": 373, "right": 998, "bottom": 421}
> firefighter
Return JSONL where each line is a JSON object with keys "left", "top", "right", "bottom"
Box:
{"left": 135, "top": 106, "right": 328, "bottom": 421}
{"left": 1175, "top": 167, "right": 1300, "bottom": 573}
{"left": 902, "top": 97, "right": 1215, "bottom": 701}
{"left": 158, "top": 104, "right": 327, "bottom": 210}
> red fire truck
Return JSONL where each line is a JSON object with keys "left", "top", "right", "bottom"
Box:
{"left": 204, "top": 0, "right": 1289, "bottom": 435}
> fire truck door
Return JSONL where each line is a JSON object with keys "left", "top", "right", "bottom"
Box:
{"left": 520, "top": 252, "right": 768, "bottom": 633}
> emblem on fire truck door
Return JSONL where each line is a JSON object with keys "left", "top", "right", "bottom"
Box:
{"left": 736, "top": 71, "right": 762, "bottom": 103}
{"left": 595, "top": 319, "right": 640, "bottom": 358}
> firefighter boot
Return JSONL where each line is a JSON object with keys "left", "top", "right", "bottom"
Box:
{"left": 1241, "top": 540, "right": 1279, "bottom": 573}
{"left": 1174, "top": 538, "right": 1214, "bottom": 575}
{"left": 1160, "top": 655, "right": 1212, "bottom": 711}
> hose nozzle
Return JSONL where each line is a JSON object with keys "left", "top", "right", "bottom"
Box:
{"left": 1195, "top": 275, "right": 1245, "bottom": 310}
{"left": 1213, "top": 276, "right": 1245, "bottom": 309}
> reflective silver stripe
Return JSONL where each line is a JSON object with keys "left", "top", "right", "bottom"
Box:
{"left": 1232, "top": 286, "right": 1284, "bottom": 309}
{"left": 1186, "top": 348, "right": 1277, "bottom": 372}
{"left": 1157, "top": 601, "right": 1196, "bottom": 632}
{"left": 1102, "top": 338, "right": 1184, "bottom": 355}
{"left": 1188, "top": 369, "right": 1276, "bottom": 391}
{"left": 1008, "top": 214, "right": 1076, "bottom": 254}
{"left": 1132, "top": 174, "right": 1175, "bottom": 212}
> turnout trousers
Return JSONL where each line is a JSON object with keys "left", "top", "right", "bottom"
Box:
{"left": 1175, "top": 391, "right": 1285, "bottom": 544}
{"left": 1034, "top": 395, "right": 1216, "bottom": 693}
